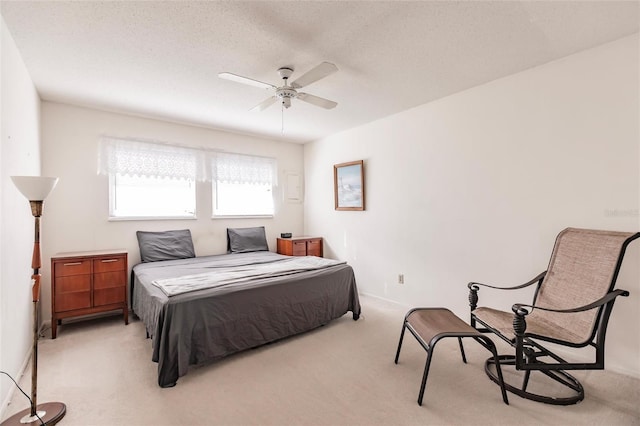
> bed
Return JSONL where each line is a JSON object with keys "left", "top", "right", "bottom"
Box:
{"left": 131, "top": 228, "right": 361, "bottom": 388}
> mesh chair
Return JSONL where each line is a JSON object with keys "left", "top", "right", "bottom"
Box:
{"left": 468, "top": 228, "right": 639, "bottom": 405}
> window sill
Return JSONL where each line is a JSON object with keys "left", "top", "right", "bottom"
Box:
{"left": 108, "top": 216, "right": 197, "bottom": 222}
{"left": 211, "top": 215, "right": 274, "bottom": 220}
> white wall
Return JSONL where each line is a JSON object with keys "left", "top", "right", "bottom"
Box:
{"left": 305, "top": 34, "right": 640, "bottom": 377}
{"left": 39, "top": 102, "right": 304, "bottom": 324}
{"left": 0, "top": 15, "right": 43, "bottom": 417}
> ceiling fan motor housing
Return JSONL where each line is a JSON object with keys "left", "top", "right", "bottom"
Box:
{"left": 276, "top": 68, "right": 297, "bottom": 108}
{"left": 276, "top": 87, "right": 297, "bottom": 108}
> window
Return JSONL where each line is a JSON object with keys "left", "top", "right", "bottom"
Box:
{"left": 212, "top": 153, "right": 276, "bottom": 217}
{"left": 99, "top": 138, "right": 200, "bottom": 219}
{"left": 110, "top": 174, "right": 195, "bottom": 219}
{"left": 213, "top": 181, "right": 273, "bottom": 216}
{"left": 99, "top": 138, "right": 277, "bottom": 219}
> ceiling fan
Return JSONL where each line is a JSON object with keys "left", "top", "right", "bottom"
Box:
{"left": 219, "top": 62, "right": 338, "bottom": 111}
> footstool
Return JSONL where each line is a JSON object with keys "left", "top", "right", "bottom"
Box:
{"left": 394, "top": 307, "right": 509, "bottom": 406}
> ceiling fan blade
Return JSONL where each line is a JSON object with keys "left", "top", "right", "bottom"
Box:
{"left": 297, "top": 93, "right": 337, "bottom": 109}
{"left": 290, "top": 62, "right": 338, "bottom": 89}
{"left": 250, "top": 96, "right": 277, "bottom": 112}
{"left": 219, "top": 72, "right": 276, "bottom": 90}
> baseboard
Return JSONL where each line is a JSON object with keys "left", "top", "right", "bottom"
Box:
{"left": 358, "top": 291, "right": 412, "bottom": 310}
{"left": 0, "top": 334, "right": 36, "bottom": 421}
{"left": 1, "top": 321, "right": 55, "bottom": 420}
{"left": 551, "top": 345, "right": 640, "bottom": 379}
{"left": 610, "top": 364, "right": 640, "bottom": 379}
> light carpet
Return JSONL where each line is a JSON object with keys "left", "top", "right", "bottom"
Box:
{"left": 3, "top": 295, "right": 639, "bottom": 425}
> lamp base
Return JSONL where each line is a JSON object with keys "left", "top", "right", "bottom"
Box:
{"left": 1, "top": 402, "right": 66, "bottom": 426}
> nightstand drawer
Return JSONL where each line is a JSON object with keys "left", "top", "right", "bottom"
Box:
{"left": 306, "top": 239, "right": 322, "bottom": 257}
{"left": 94, "top": 287, "right": 126, "bottom": 307}
{"left": 292, "top": 241, "right": 307, "bottom": 256}
{"left": 93, "top": 256, "right": 126, "bottom": 273}
{"left": 54, "top": 259, "right": 91, "bottom": 277}
{"left": 54, "top": 274, "right": 91, "bottom": 293}
{"left": 94, "top": 271, "right": 125, "bottom": 289}
{"left": 55, "top": 292, "right": 91, "bottom": 312}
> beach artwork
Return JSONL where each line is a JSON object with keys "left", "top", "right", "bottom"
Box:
{"left": 334, "top": 160, "right": 364, "bottom": 211}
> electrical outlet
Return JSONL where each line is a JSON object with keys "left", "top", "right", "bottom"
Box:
{"left": 398, "top": 274, "right": 404, "bottom": 284}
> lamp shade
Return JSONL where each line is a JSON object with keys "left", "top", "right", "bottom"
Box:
{"left": 11, "top": 176, "right": 59, "bottom": 201}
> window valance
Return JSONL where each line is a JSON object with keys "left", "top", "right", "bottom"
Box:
{"left": 212, "top": 153, "right": 277, "bottom": 185}
{"left": 98, "top": 137, "right": 276, "bottom": 185}
{"left": 98, "top": 138, "right": 204, "bottom": 181}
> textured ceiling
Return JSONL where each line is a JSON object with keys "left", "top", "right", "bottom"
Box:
{"left": 1, "top": 1, "right": 638, "bottom": 143}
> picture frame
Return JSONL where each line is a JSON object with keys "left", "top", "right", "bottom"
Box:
{"left": 334, "top": 160, "right": 365, "bottom": 211}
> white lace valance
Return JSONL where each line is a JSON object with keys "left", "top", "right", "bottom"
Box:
{"left": 212, "top": 152, "right": 277, "bottom": 186}
{"left": 98, "top": 137, "right": 277, "bottom": 185}
{"left": 98, "top": 138, "right": 205, "bottom": 181}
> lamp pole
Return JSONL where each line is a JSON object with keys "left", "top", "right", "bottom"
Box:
{"left": 27, "top": 200, "right": 43, "bottom": 422}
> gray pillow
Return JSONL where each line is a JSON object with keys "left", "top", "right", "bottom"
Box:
{"left": 227, "top": 227, "right": 269, "bottom": 253}
{"left": 136, "top": 229, "right": 196, "bottom": 262}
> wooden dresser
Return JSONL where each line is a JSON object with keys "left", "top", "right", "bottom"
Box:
{"left": 51, "top": 249, "right": 128, "bottom": 338}
{"left": 276, "top": 237, "right": 323, "bottom": 257}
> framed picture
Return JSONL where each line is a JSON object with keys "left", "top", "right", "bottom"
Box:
{"left": 334, "top": 160, "right": 365, "bottom": 211}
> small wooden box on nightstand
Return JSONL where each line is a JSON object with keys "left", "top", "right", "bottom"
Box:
{"left": 51, "top": 249, "right": 128, "bottom": 338}
{"left": 276, "top": 237, "right": 323, "bottom": 257}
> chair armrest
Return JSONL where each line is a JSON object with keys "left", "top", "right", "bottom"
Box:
{"left": 468, "top": 271, "right": 546, "bottom": 292}
{"left": 468, "top": 271, "right": 546, "bottom": 313}
{"left": 511, "top": 289, "right": 630, "bottom": 316}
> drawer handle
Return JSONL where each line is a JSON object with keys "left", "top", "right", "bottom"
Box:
{"left": 63, "top": 262, "right": 82, "bottom": 266}
{"left": 101, "top": 259, "right": 119, "bottom": 263}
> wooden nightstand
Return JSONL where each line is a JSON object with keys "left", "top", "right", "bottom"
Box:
{"left": 51, "top": 249, "right": 128, "bottom": 338}
{"left": 276, "top": 237, "right": 323, "bottom": 257}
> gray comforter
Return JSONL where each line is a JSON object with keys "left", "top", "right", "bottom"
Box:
{"left": 132, "top": 251, "right": 361, "bottom": 387}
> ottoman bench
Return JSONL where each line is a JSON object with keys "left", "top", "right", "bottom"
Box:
{"left": 394, "top": 307, "right": 509, "bottom": 406}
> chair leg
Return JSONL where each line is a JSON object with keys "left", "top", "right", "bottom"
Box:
{"left": 418, "top": 345, "right": 436, "bottom": 406}
{"left": 482, "top": 338, "right": 509, "bottom": 405}
{"left": 394, "top": 322, "right": 407, "bottom": 364}
{"left": 521, "top": 350, "right": 535, "bottom": 391}
{"left": 458, "top": 337, "right": 467, "bottom": 364}
{"left": 522, "top": 369, "right": 531, "bottom": 392}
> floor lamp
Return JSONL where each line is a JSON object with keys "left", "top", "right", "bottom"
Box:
{"left": 2, "top": 177, "right": 66, "bottom": 426}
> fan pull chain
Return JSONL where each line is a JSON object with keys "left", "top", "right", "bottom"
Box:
{"left": 281, "top": 101, "right": 285, "bottom": 135}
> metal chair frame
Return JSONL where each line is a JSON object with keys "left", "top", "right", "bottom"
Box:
{"left": 467, "top": 229, "right": 639, "bottom": 405}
